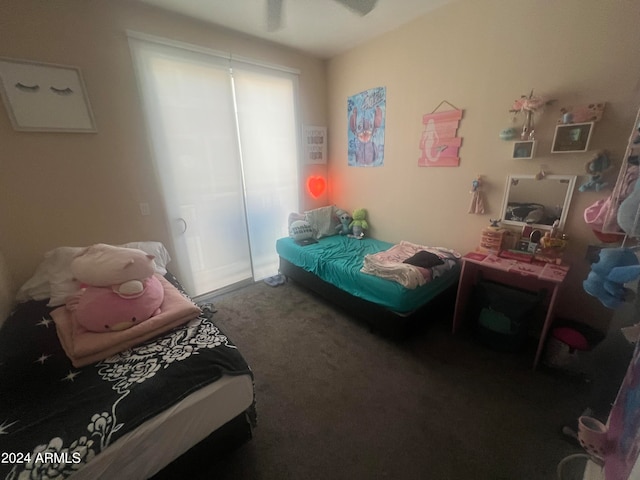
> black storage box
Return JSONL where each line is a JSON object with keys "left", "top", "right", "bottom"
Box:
{"left": 469, "top": 280, "right": 544, "bottom": 352}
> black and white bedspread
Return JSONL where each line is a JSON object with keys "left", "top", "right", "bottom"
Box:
{"left": 0, "top": 275, "right": 253, "bottom": 480}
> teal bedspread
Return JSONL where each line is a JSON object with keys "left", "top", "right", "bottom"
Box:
{"left": 276, "top": 235, "right": 460, "bottom": 314}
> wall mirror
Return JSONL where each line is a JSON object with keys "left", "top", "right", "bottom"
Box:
{"left": 500, "top": 174, "right": 577, "bottom": 230}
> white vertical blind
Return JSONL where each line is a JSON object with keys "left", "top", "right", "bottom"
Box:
{"left": 232, "top": 64, "right": 299, "bottom": 280}
{"left": 129, "top": 35, "right": 299, "bottom": 295}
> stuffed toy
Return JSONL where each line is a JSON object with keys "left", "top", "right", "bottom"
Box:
{"left": 579, "top": 151, "right": 611, "bottom": 192}
{"left": 583, "top": 247, "right": 640, "bottom": 309}
{"left": 67, "top": 244, "right": 164, "bottom": 332}
{"left": 335, "top": 209, "right": 353, "bottom": 235}
{"left": 617, "top": 177, "right": 640, "bottom": 237}
{"left": 349, "top": 208, "right": 369, "bottom": 239}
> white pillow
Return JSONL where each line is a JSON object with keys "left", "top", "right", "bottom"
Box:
{"left": 304, "top": 205, "right": 338, "bottom": 239}
{"left": 15, "top": 246, "right": 83, "bottom": 305}
{"left": 15, "top": 241, "right": 172, "bottom": 306}
{"left": 46, "top": 247, "right": 85, "bottom": 306}
{"left": 289, "top": 220, "right": 314, "bottom": 241}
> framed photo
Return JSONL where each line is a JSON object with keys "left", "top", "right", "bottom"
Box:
{"left": 0, "top": 57, "right": 96, "bottom": 132}
{"left": 551, "top": 122, "right": 594, "bottom": 153}
{"left": 512, "top": 140, "right": 536, "bottom": 159}
{"left": 303, "top": 125, "right": 327, "bottom": 164}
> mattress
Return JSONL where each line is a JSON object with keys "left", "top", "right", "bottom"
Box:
{"left": 276, "top": 235, "right": 460, "bottom": 314}
{"left": 0, "top": 274, "right": 254, "bottom": 480}
{"left": 71, "top": 373, "right": 254, "bottom": 479}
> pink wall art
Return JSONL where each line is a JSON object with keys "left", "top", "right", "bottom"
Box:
{"left": 418, "top": 107, "right": 463, "bottom": 167}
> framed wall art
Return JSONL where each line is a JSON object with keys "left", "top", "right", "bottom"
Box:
{"left": 512, "top": 140, "right": 536, "bottom": 159}
{"left": 0, "top": 57, "right": 96, "bottom": 132}
{"left": 551, "top": 122, "right": 594, "bottom": 153}
{"left": 303, "top": 125, "right": 327, "bottom": 165}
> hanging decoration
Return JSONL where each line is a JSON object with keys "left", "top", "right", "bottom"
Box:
{"left": 468, "top": 175, "right": 485, "bottom": 214}
{"left": 557, "top": 102, "right": 605, "bottom": 124}
{"left": 509, "top": 90, "right": 554, "bottom": 140}
{"left": 347, "top": 86, "right": 386, "bottom": 167}
{"left": 418, "top": 100, "right": 463, "bottom": 167}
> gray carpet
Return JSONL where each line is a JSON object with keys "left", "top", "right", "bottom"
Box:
{"left": 204, "top": 280, "right": 590, "bottom": 480}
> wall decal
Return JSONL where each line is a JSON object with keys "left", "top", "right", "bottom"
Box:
{"left": 347, "top": 86, "right": 385, "bottom": 167}
{"left": 418, "top": 106, "right": 463, "bottom": 167}
{"left": 303, "top": 125, "right": 327, "bottom": 164}
{"left": 0, "top": 57, "right": 96, "bottom": 132}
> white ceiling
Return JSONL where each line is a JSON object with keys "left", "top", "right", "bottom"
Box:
{"left": 137, "top": 0, "right": 454, "bottom": 58}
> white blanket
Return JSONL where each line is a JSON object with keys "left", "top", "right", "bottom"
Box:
{"left": 361, "top": 241, "right": 460, "bottom": 289}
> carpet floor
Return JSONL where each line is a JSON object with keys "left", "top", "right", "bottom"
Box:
{"left": 198, "top": 279, "right": 591, "bottom": 480}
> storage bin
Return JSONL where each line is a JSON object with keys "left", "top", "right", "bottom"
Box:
{"left": 469, "top": 280, "right": 543, "bottom": 351}
{"left": 543, "top": 325, "right": 594, "bottom": 372}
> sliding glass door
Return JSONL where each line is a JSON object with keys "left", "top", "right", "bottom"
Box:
{"left": 130, "top": 36, "right": 299, "bottom": 296}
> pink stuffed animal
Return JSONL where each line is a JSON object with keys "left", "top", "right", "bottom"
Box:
{"left": 67, "top": 244, "right": 164, "bottom": 332}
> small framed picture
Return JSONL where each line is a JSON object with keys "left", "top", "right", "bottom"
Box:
{"left": 512, "top": 140, "right": 536, "bottom": 159}
{"left": 551, "top": 122, "right": 594, "bottom": 153}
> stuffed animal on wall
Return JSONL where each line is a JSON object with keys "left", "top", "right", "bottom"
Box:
{"left": 579, "top": 151, "right": 611, "bottom": 192}
{"left": 67, "top": 244, "right": 164, "bottom": 332}
{"left": 583, "top": 247, "right": 640, "bottom": 309}
{"left": 349, "top": 208, "right": 369, "bottom": 239}
{"left": 335, "top": 209, "right": 353, "bottom": 235}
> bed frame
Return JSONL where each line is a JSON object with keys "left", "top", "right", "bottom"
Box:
{"left": 279, "top": 257, "right": 458, "bottom": 339}
{"left": 151, "top": 411, "right": 253, "bottom": 479}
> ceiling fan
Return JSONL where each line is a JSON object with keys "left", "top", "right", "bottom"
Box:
{"left": 266, "top": 0, "right": 379, "bottom": 32}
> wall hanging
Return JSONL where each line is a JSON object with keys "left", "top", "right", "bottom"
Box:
{"left": 551, "top": 122, "right": 594, "bottom": 153}
{"left": 508, "top": 89, "right": 553, "bottom": 141}
{"left": 0, "top": 57, "right": 96, "bottom": 132}
{"left": 303, "top": 125, "right": 326, "bottom": 164}
{"left": 418, "top": 100, "right": 463, "bottom": 167}
{"left": 512, "top": 140, "right": 536, "bottom": 159}
{"left": 347, "top": 86, "right": 385, "bottom": 167}
{"left": 557, "top": 102, "right": 605, "bottom": 125}
{"left": 468, "top": 175, "right": 485, "bottom": 214}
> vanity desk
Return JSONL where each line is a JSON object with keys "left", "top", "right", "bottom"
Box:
{"left": 456, "top": 173, "right": 577, "bottom": 370}
{"left": 452, "top": 252, "right": 570, "bottom": 369}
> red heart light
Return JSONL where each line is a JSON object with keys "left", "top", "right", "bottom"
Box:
{"left": 307, "top": 176, "right": 326, "bottom": 198}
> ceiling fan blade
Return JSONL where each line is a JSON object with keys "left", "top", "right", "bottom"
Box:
{"left": 335, "top": 0, "right": 378, "bottom": 16}
{"left": 266, "top": 0, "right": 284, "bottom": 31}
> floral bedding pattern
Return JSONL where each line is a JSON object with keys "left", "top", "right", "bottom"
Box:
{"left": 0, "top": 275, "right": 252, "bottom": 480}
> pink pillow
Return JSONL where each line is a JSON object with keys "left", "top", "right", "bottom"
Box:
{"left": 72, "top": 275, "right": 164, "bottom": 333}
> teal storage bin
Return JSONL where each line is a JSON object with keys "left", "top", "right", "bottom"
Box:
{"left": 470, "top": 280, "right": 544, "bottom": 352}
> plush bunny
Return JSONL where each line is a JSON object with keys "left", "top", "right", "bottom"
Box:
{"left": 67, "top": 244, "right": 164, "bottom": 332}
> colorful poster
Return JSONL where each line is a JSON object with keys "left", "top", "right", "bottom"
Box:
{"left": 418, "top": 109, "right": 463, "bottom": 167}
{"left": 347, "top": 86, "right": 385, "bottom": 167}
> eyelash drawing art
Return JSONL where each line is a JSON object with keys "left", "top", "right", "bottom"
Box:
{"left": 14, "top": 82, "right": 40, "bottom": 92}
{"left": 50, "top": 86, "right": 74, "bottom": 96}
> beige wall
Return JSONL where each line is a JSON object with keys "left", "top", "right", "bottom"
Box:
{"left": 326, "top": 0, "right": 640, "bottom": 328}
{"left": 3, "top": 0, "right": 639, "bottom": 329}
{"left": 0, "top": 0, "right": 327, "bottom": 291}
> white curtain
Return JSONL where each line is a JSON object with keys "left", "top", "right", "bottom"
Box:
{"left": 129, "top": 34, "right": 299, "bottom": 295}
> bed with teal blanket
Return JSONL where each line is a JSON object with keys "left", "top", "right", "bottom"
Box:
{"left": 276, "top": 235, "right": 460, "bottom": 336}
